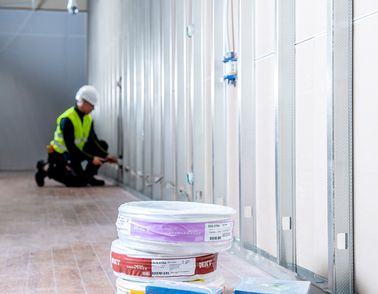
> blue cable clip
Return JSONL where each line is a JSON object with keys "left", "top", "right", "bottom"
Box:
{"left": 223, "top": 51, "right": 238, "bottom": 86}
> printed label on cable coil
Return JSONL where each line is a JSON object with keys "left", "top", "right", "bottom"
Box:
{"left": 204, "top": 222, "right": 233, "bottom": 242}
{"left": 117, "top": 218, "right": 233, "bottom": 242}
{"left": 111, "top": 252, "right": 218, "bottom": 278}
{"left": 152, "top": 258, "right": 195, "bottom": 277}
{"left": 116, "top": 215, "right": 131, "bottom": 236}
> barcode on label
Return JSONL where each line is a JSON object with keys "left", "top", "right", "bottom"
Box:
{"left": 151, "top": 258, "right": 195, "bottom": 277}
{"left": 204, "top": 222, "right": 233, "bottom": 242}
{"left": 152, "top": 272, "right": 170, "bottom": 276}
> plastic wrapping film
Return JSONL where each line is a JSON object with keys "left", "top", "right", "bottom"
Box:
{"left": 233, "top": 278, "right": 310, "bottom": 294}
{"left": 116, "top": 272, "right": 225, "bottom": 294}
{"left": 116, "top": 201, "right": 236, "bottom": 254}
{"left": 145, "top": 280, "right": 223, "bottom": 294}
{"left": 111, "top": 239, "right": 218, "bottom": 281}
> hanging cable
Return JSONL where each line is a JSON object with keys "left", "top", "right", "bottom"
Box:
{"left": 230, "top": 0, "right": 236, "bottom": 52}
{"left": 222, "top": 0, "right": 238, "bottom": 86}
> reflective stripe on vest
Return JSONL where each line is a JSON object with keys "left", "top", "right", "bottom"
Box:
{"left": 50, "top": 107, "right": 93, "bottom": 154}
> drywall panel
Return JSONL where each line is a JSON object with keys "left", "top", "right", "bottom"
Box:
{"left": 255, "top": 56, "right": 277, "bottom": 257}
{"left": 295, "top": 35, "right": 328, "bottom": 277}
{"left": 354, "top": 13, "right": 378, "bottom": 293}
{"left": 255, "top": 0, "right": 275, "bottom": 58}
{"left": 354, "top": 0, "right": 378, "bottom": 20}
{"left": 295, "top": 0, "right": 326, "bottom": 42}
{"left": 0, "top": 10, "right": 86, "bottom": 170}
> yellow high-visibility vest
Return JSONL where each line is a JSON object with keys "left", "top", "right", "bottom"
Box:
{"left": 51, "top": 107, "right": 93, "bottom": 153}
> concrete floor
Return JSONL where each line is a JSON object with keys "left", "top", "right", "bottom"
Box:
{"left": 0, "top": 172, "right": 321, "bottom": 294}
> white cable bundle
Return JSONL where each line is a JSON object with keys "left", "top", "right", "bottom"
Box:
{"left": 115, "top": 272, "right": 226, "bottom": 294}
{"left": 116, "top": 201, "right": 236, "bottom": 255}
{"left": 111, "top": 239, "right": 219, "bottom": 282}
{"left": 112, "top": 201, "right": 235, "bottom": 292}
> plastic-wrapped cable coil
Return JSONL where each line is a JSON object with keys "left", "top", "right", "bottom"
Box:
{"left": 111, "top": 239, "right": 218, "bottom": 282}
{"left": 116, "top": 272, "right": 225, "bottom": 294}
{"left": 116, "top": 201, "right": 236, "bottom": 254}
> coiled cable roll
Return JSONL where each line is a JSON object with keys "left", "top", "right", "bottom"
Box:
{"left": 111, "top": 239, "right": 218, "bottom": 282}
{"left": 116, "top": 201, "right": 236, "bottom": 254}
{"left": 115, "top": 272, "right": 225, "bottom": 294}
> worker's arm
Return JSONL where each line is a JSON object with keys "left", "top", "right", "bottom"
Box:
{"left": 88, "top": 123, "right": 108, "bottom": 158}
{"left": 60, "top": 118, "right": 93, "bottom": 162}
{"left": 87, "top": 123, "right": 117, "bottom": 163}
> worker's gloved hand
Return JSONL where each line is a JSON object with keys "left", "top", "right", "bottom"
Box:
{"left": 92, "top": 156, "right": 105, "bottom": 166}
{"left": 105, "top": 154, "right": 118, "bottom": 163}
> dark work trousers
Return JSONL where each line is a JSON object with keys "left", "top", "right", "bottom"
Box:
{"left": 47, "top": 140, "right": 108, "bottom": 187}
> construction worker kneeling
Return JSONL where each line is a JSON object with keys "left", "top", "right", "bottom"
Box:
{"left": 35, "top": 85, "right": 117, "bottom": 187}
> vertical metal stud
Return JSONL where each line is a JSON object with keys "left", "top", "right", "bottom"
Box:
{"left": 136, "top": 1, "right": 145, "bottom": 192}
{"left": 162, "top": 0, "right": 176, "bottom": 200}
{"left": 151, "top": 0, "right": 163, "bottom": 200}
{"left": 327, "top": 0, "right": 354, "bottom": 292}
{"left": 175, "top": 0, "right": 188, "bottom": 201}
{"left": 186, "top": 0, "right": 194, "bottom": 202}
{"left": 275, "top": 0, "right": 296, "bottom": 271}
{"left": 212, "top": 0, "right": 227, "bottom": 206}
{"left": 239, "top": 0, "right": 256, "bottom": 250}
{"left": 192, "top": 0, "right": 206, "bottom": 203}
{"left": 143, "top": 0, "right": 152, "bottom": 197}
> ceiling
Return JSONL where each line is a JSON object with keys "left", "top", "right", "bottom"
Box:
{"left": 0, "top": 0, "right": 87, "bottom": 11}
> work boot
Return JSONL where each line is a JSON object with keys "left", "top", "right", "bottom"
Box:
{"left": 87, "top": 176, "right": 105, "bottom": 186}
{"left": 35, "top": 160, "right": 46, "bottom": 187}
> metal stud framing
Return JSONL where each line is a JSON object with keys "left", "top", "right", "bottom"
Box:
{"left": 212, "top": 0, "right": 227, "bottom": 206}
{"left": 87, "top": 1, "right": 356, "bottom": 291}
{"left": 275, "top": 0, "right": 296, "bottom": 271}
{"left": 239, "top": 0, "right": 256, "bottom": 250}
{"left": 327, "top": 0, "right": 354, "bottom": 292}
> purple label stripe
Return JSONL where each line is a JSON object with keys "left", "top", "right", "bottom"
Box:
{"left": 130, "top": 221, "right": 206, "bottom": 242}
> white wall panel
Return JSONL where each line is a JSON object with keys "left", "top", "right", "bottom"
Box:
{"left": 354, "top": 14, "right": 378, "bottom": 294}
{"left": 0, "top": 10, "right": 87, "bottom": 170}
{"left": 295, "top": 0, "right": 326, "bottom": 42}
{"left": 255, "top": 0, "right": 275, "bottom": 58}
{"left": 255, "top": 56, "right": 277, "bottom": 257}
{"left": 295, "top": 35, "right": 328, "bottom": 277}
{"left": 354, "top": 0, "right": 378, "bottom": 20}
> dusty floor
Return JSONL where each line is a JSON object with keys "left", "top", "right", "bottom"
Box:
{"left": 0, "top": 172, "right": 316, "bottom": 294}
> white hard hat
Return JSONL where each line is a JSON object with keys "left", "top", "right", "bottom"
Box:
{"left": 75, "top": 85, "right": 99, "bottom": 106}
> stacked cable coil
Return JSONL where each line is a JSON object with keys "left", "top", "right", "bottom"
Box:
{"left": 111, "top": 201, "right": 236, "bottom": 293}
